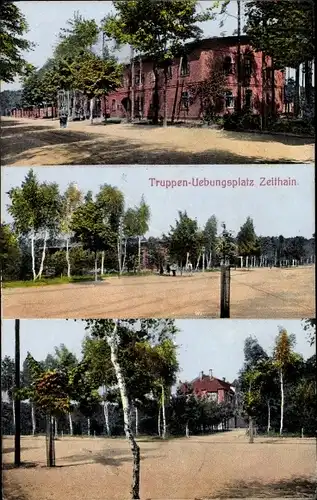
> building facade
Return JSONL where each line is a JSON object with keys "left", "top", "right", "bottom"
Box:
{"left": 180, "top": 369, "right": 235, "bottom": 404}
{"left": 105, "top": 35, "right": 285, "bottom": 122}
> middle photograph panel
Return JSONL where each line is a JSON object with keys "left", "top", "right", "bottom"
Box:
{"left": 2, "top": 164, "right": 315, "bottom": 319}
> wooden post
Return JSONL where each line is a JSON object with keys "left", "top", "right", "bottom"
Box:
{"left": 14, "top": 319, "right": 21, "bottom": 467}
{"left": 220, "top": 265, "right": 231, "bottom": 318}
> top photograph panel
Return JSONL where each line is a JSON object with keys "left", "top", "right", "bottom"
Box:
{"left": 1, "top": 0, "right": 314, "bottom": 166}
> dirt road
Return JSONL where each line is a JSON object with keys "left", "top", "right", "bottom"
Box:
{"left": 3, "top": 267, "right": 315, "bottom": 319}
{"left": 1, "top": 117, "right": 314, "bottom": 165}
{"left": 3, "top": 431, "right": 316, "bottom": 500}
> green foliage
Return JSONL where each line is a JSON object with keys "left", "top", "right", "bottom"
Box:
{"left": 0, "top": 223, "right": 21, "bottom": 279}
{"left": 237, "top": 217, "right": 261, "bottom": 258}
{"left": 167, "top": 211, "right": 200, "bottom": 265}
{"left": 0, "top": 89, "right": 22, "bottom": 112}
{"left": 244, "top": 0, "right": 315, "bottom": 69}
{"left": 1, "top": 355, "right": 15, "bottom": 400}
{"left": 0, "top": 1, "right": 34, "bottom": 83}
{"left": 218, "top": 223, "right": 238, "bottom": 263}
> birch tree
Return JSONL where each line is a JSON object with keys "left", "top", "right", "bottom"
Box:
{"left": 273, "top": 327, "right": 296, "bottom": 436}
{"left": 8, "top": 169, "right": 62, "bottom": 281}
{"left": 61, "top": 183, "right": 83, "bottom": 278}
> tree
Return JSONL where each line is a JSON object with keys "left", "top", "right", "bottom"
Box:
{"left": 60, "top": 183, "right": 83, "bottom": 278}
{"left": 1, "top": 356, "right": 15, "bottom": 426}
{"left": 95, "top": 184, "right": 125, "bottom": 275}
{"left": 7, "top": 169, "right": 62, "bottom": 280}
{"left": 218, "top": 223, "right": 238, "bottom": 264}
{"left": 134, "top": 196, "right": 150, "bottom": 272}
{"left": 237, "top": 217, "right": 260, "bottom": 264}
{"left": 0, "top": 1, "right": 34, "bottom": 83}
{"left": 54, "top": 12, "right": 100, "bottom": 61}
{"left": 203, "top": 215, "right": 218, "bottom": 268}
{"left": 103, "top": 0, "right": 216, "bottom": 126}
{"left": 273, "top": 328, "right": 297, "bottom": 435}
{"left": 167, "top": 211, "right": 200, "bottom": 272}
{"left": 71, "top": 195, "right": 112, "bottom": 281}
{"left": 302, "top": 318, "right": 316, "bottom": 346}
{"left": 0, "top": 223, "right": 21, "bottom": 280}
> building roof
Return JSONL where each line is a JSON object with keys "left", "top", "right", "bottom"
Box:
{"left": 126, "top": 35, "right": 251, "bottom": 66}
{"left": 180, "top": 372, "right": 234, "bottom": 395}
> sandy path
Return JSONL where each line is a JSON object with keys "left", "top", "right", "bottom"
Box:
{"left": 1, "top": 117, "right": 313, "bottom": 165}
{"left": 3, "top": 432, "right": 316, "bottom": 500}
{"left": 3, "top": 267, "right": 315, "bottom": 319}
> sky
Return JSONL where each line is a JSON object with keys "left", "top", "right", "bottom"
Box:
{"left": 1, "top": 319, "right": 314, "bottom": 384}
{"left": 2, "top": 165, "right": 315, "bottom": 238}
{"left": 2, "top": 0, "right": 243, "bottom": 91}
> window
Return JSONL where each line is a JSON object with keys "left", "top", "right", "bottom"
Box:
{"left": 180, "top": 91, "right": 189, "bottom": 109}
{"left": 245, "top": 89, "right": 252, "bottom": 108}
{"left": 223, "top": 56, "right": 233, "bottom": 75}
{"left": 208, "top": 392, "right": 218, "bottom": 402}
{"left": 111, "top": 99, "right": 116, "bottom": 112}
{"left": 225, "top": 91, "right": 234, "bottom": 108}
{"left": 244, "top": 56, "right": 252, "bottom": 78}
{"left": 180, "top": 55, "right": 190, "bottom": 76}
{"left": 135, "top": 73, "right": 145, "bottom": 85}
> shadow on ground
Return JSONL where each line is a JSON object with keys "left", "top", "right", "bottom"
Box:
{"left": 1, "top": 121, "right": 306, "bottom": 165}
{"left": 220, "top": 130, "right": 315, "bottom": 147}
{"left": 215, "top": 477, "right": 316, "bottom": 498}
{"left": 3, "top": 480, "right": 29, "bottom": 500}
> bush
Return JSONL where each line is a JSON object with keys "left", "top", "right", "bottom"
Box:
{"left": 270, "top": 118, "right": 314, "bottom": 136}
{"left": 223, "top": 111, "right": 261, "bottom": 131}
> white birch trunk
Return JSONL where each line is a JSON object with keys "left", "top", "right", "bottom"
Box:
{"left": 66, "top": 237, "right": 71, "bottom": 278}
{"left": 101, "top": 251, "right": 105, "bottom": 275}
{"left": 68, "top": 412, "right": 73, "bottom": 436}
{"left": 158, "top": 406, "right": 161, "bottom": 437}
{"left": 90, "top": 97, "right": 95, "bottom": 124}
{"left": 31, "top": 402, "right": 36, "bottom": 436}
{"left": 117, "top": 236, "right": 122, "bottom": 275}
{"left": 185, "top": 422, "right": 189, "bottom": 438}
{"left": 94, "top": 254, "right": 98, "bottom": 282}
{"left": 122, "top": 239, "right": 127, "bottom": 274}
{"left": 36, "top": 231, "right": 48, "bottom": 279}
{"left": 161, "top": 385, "right": 166, "bottom": 439}
{"left": 103, "top": 401, "right": 110, "bottom": 436}
{"left": 54, "top": 417, "right": 58, "bottom": 438}
{"left": 196, "top": 253, "right": 201, "bottom": 271}
{"left": 279, "top": 370, "right": 284, "bottom": 435}
{"left": 87, "top": 417, "right": 91, "bottom": 436}
{"left": 107, "top": 320, "right": 140, "bottom": 499}
{"left": 267, "top": 400, "right": 271, "bottom": 434}
{"left": 12, "top": 397, "right": 16, "bottom": 431}
{"left": 31, "top": 233, "right": 36, "bottom": 280}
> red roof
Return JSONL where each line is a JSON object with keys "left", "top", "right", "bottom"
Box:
{"left": 180, "top": 374, "right": 233, "bottom": 395}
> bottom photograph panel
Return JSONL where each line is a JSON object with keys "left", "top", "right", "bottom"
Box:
{"left": 2, "top": 319, "right": 316, "bottom": 500}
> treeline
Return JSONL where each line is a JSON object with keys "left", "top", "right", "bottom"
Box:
{"left": 0, "top": 90, "right": 22, "bottom": 115}
{"left": 1, "top": 169, "right": 314, "bottom": 282}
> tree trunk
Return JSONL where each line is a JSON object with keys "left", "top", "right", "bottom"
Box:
{"left": 122, "top": 239, "right": 127, "bottom": 274}
{"left": 279, "top": 370, "right": 284, "bottom": 436}
{"left": 196, "top": 253, "right": 201, "bottom": 271}
{"left": 294, "top": 66, "right": 300, "bottom": 117}
{"left": 94, "top": 253, "right": 98, "bottom": 282}
{"left": 161, "top": 385, "right": 166, "bottom": 439}
{"left": 31, "top": 233, "right": 37, "bottom": 280}
{"left": 135, "top": 406, "right": 139, "bottom": 437}
{"left": 267, "top": 400, "right": 271, "bottom": 434}
{"left": 153, "top": 64, "right": 159, "bottom": 125}
{"left": 46, "top": 415, "right": 55, "bottom": 467}
{"left": 163, "top": 68, "right": 168, "bottom": 127}
{"left": 54, "top": 417, "right": 58, "bottom": 438}
{"left": 130, "top": 47, "right": 135, "bottom": 123}
{"left": 107, "top": 321, "right": 140, "bottom": 499}
{"left": 36, "top": 231, "right": 48, "bottom": 280}
{"left": 158, "top": 406, "right": 161, "bottom": 437}
{"left": 87, "top": 417, "right": 91, "bottom": 436}
{"left": 249, "top": 416, "right": 254, "bottom": 444}
{"left": 66, "top": 237, "right": 71, "bottom": 278}
{"left": 185, "top": 422, "right": 189, "bottom": 438}
{"left": 117, "top": 232, "right": 122, "bottom": 275}
{"left": 12, "top": 397, "right": 16, "bottom": 430}
{"left": 68, "top": 412, "right": 73, "bottom": 436}
{"left": 138, "top": 236, "right": 141, "bottom": 272}
{"left": 104, "top": 401, "right": 110, "bottom": 436}
{"left": 31, "top": 403, "right": 36, "bottom": 436}
{"left": 101, "top": 251, "right": 105, "bottom": 276}
{"left": 90, "top": 97, "right": 95, "bottom": 124}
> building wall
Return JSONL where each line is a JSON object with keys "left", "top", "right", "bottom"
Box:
{"left": 105, "top": 39, "right": 285, "bottom": 121}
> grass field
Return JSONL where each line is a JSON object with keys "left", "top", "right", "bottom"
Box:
{"left": 3, "top": 267, "right": 315, "bottom": 319}
{"left": 3, "top": 431, "right": 316, "bottom": 500}
{"left": 1, "top": 117, "right": 314, "bottom": 166}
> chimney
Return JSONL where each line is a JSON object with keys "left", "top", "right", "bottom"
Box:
{"left": 209, "top": 369, "right": 213, "bottom": 380}
{"left": 223, "top": 377, "right": 226, "bottom": 382}
{"left": 200, "top": 371, "right": 204, "bottom": 380}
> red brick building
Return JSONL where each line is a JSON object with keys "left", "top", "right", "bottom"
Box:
{"left": 180, "top": 369, "right": 235, "bottom": 404}
{"left": 105, "top": 35, "right": 285, "bottom": 122}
